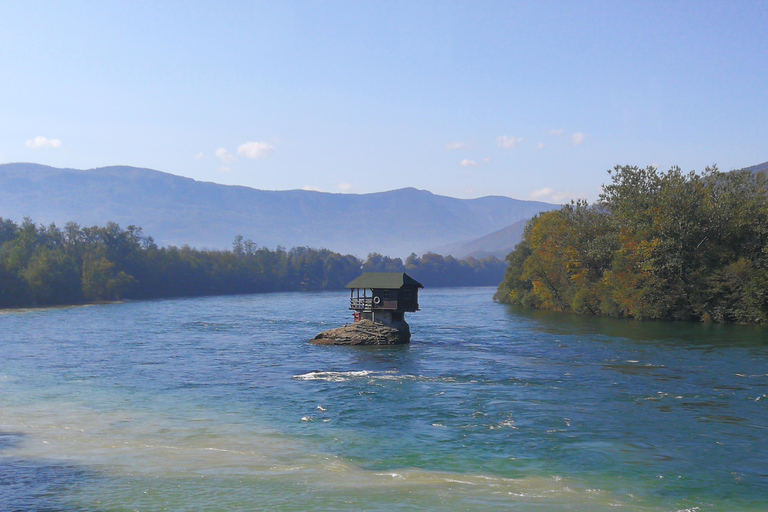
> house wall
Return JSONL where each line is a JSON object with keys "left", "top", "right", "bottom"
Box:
{"left": 370, "top": 286, "right": 419, "bottom": 312}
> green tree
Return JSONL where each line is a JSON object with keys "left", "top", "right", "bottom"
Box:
{"left": 81, "top": 254, "right": 136, "bottom": 301}
{"left": 22, "top": 247, "right": 82, "bottom": 305}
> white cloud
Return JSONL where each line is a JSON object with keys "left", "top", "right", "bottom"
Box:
{"left": 337, "top": 182, "right": 354, "bottom": 192}
{"left": 216, "top": 166, "right": 232, "bottom": 173}
{"left": 572, "top": 132, "right": 586, "bottom": 145}
{"left": 238, "top": 141, "right": 275, "bottom": 159}
{"left": 460, "top": 159, "right": 478, "bottom": 167}
{"left": 482, "top": 157, "right": 492, "bottom": 163}
{"left": 528, "top": 187, "right": 577, "bottom": 203}
{"left": 496, "top": 135, "right": 523, "bottom": 149}
{"left": 445, "top": 141, "right": 469, "bottom": 150}
{"left": 214, "top": 141, "right": 275, "bottom": 164}
{"left": 303, "top": 185, "right": 322, "bottom": 192}
{"left": 548, "top": 129, "right": 564, "bottom": 136}
{"left": 194, "top": 152, "right": 204, "bottom": 160}
{"left": 26, "top": 136, "right": 62, "bottom": 149}
{"left": 536, "top": 142, "right": 545, "bottom": 150}
{"left": 216, "top": 147, "right": 236, "bottom": 163}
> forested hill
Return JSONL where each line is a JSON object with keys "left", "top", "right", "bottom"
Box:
{"left": 495, "top": 165, "right": 768, "bottom": 325}
{"left": 0, "top": 163, "right": 555, "bottom": 257}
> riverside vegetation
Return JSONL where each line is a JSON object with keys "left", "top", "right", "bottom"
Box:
{"left": 0, "top": 218, "right": 505, "bottom": 309}
{"left": 495, "top": 165, "right": 768, "bottom": 324}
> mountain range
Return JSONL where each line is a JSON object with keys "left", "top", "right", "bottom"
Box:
{"left": 0, "top": 163, "right": 558, "bottom": 258}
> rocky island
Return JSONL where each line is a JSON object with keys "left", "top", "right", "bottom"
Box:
{"left": 311, "top": 319, "right": 411, "bottom": 345}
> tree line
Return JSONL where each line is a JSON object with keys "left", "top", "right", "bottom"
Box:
{"left": 0, "top": 218, "right": 506, "bottom": 309}
{"left": 495, "top": 165, "right": 768, "bottom": 325}
{"left": 362, "top": 251, "right": 506, "bottom": 287}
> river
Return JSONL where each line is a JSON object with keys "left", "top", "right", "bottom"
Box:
{"left": 1, "top": 287, "right": 766, "bottom": 511}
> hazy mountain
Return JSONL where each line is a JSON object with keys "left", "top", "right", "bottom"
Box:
{"left": 432, "top": 218, "right": 531, "bottom": 259}
{"left": 741, "top": 161, "right": 768, "bottom": 174}
{"left": 0, "top": 163, "right": 556, "bottom": 257}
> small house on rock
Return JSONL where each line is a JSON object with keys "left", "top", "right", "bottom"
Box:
{"left": 346, "top": 272, "right": 424, "bottom": 326}
{"left": 310, "top": 272, "right": 424, "bottom": 345}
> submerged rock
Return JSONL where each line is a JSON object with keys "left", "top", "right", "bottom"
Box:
{"left": 311, "top": 319, "right": 410, "bottom": 345}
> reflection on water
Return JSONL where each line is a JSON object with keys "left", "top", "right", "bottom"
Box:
{"left": 0, "top": 287, "right": 767, "bottom": 511}
{"left": 509, "top": 303, "right": 768, "bottom": 347}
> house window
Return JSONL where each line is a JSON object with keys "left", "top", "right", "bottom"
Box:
{"left": 382, "top": 290, "right": 390, "bottom": 299}
{"left": 402, "top": 290, "right": 412, "bottom": 300}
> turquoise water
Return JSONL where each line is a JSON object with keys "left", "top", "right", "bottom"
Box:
{"left": 1, "top": 287, "right": 767, "bottom": 511}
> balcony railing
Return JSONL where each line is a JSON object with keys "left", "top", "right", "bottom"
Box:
{"left": 350, "top": 298, "right": 402, "bottom": 310}
{"left": 350, "top": 297, "right": 373, "bottom": 310}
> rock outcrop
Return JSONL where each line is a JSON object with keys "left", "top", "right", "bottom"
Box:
{"left": 311, "top": 319, "right": 411, "bottom": 345}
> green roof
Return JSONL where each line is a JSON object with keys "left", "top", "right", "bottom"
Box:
{"left": 345, "top": 272, "right": 424, "bottom": 289}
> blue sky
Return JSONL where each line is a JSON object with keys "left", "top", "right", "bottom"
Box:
{"left": 1, "top": 1, "right": 766, "bottom": 202}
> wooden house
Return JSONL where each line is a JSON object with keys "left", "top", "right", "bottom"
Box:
{"left": 345, "top": 272, "right": 424, "bottom": 325}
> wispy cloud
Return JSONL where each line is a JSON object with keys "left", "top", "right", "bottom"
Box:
{"left": 572, "top": 132, "right": 586, "bottom": 145}
{"left": 460, "top": 159, "right": 478, "bottom": 167}
{"left": 529, "top": 187, "right": 576, "bottom": 203}
{"left": 26, "top": 136, "right": 62, "bottom": 149}
{"left": 482, "top": 157, "right": 492, "bottom": 163}
{"left": 215, "top": 147, "right": 236, "bottom": 164}
{"left": 548, "top": 129, "right": 564, "bottom": 136}
{"left": 536, "top": 142, "right": 545, "bottom": 150}
{"left": 303, "top": 185, "right": 321, "bottom": 192}
{"left": 337, "top": 182, "right": 354, "bottom": 192}
{"left": 238, "top": 141, "right": 275, "bottom": 159}
{"left": 446, "top": 141, "right": 470, "bottom": 150}
{"left": 216, "top": 166, "right": 232, "bottom": 173}
{"left": 496, "top": 135, "right": 523, "bottom": 149}
{"left": 194, "top": 152, "right": 204, "bottom": 160}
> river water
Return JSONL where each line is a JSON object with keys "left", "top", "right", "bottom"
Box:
{"left": 1, "top": 287, "right": 766, "bottom": 511}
